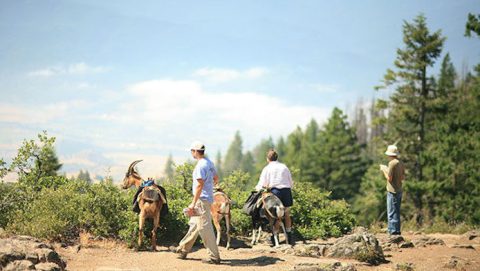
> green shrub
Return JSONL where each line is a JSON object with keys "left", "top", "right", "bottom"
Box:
{"left": 6, "top": 180, "right": 133, "bottom": 242}
{"left": 292, "top": 180, "right": 355, "bottom": 239}
{"left": 3, "top": 162, "right": 357, "bottom": 244}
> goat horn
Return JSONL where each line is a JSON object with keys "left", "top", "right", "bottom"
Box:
{"left": 127, "top": 160, "right": 143, "bottom": 175}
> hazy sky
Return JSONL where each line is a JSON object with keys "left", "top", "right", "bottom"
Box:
{"left": 1, "top": 1, "right": 478, "bottom": 181}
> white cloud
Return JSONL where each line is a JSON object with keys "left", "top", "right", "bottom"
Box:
{"left": 27, "top": 62, "right": 109, "bottom": 77}
{"left": 0, "top": 100, "right": 88, "bottom": 124}
{"left": 116, "top": 79, "right": 329, "bottom": 151}
{"left": 193, "top": 66, "right": 268, "bottom": 83}
{"left": 0, "top": 78, "right": 330, "bottom": 182}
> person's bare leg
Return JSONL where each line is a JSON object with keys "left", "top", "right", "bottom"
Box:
{"left": 285, "top": 208, "right": 292, "bottom": 230}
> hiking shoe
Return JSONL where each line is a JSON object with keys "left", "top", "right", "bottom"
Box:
{"left": 168, "top": 246, "right": 179, "bottom": 253}
{"left": 287, "top": 232, "right": 295, "bottom": 246}
{"left": 169, "top": 246, "right": 187, "bottom": 259}
{"left": 202, "top": 258, "right": 220, "bottom": 264}
{"left": 269, "top": 235, "right": 276, "bottom": 247}
{"left": 177, "top": 252, "right": 187, "bottom": 260}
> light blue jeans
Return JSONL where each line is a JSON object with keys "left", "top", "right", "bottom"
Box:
{"left": 387, "top": 191, "right": 402, "bottom": 234}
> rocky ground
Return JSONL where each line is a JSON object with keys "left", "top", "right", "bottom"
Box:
{"left": 1, "top": 229, "right": 479, "bottom": 271}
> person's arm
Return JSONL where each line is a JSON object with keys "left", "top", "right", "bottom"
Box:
{"left": 255, "top": 168, "right": 268, "bottom": 191}
{"left": 385, "top": 162, "right": 394, "bottom": 184}
{"left": 213, "top": 174, "right": 219, "bottom": 186}
{"left": 189, "top": 179, "right": 204, "bottom": 209}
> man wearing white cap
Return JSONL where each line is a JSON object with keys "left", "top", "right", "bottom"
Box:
{"left": 171, "top": 141, "right": 221, "bottom": 264}
{"left": 382, "top": 145, "right": 405, "bottom": 235}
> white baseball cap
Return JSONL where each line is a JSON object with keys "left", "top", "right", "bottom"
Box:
{"left": 190, "top": 141, "right": 205, "bottom": 151}
{"left": 385, "top": 145, "right": 399, "bottom": 156}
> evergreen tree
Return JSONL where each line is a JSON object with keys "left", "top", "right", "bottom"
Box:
{"left": 77, "top": 170, "right": 92, "bottom": 184}
{"left": 301, "top": 119, "right": 321, "bottom": 183}
{"left": 465, "top": 13, "right": 480, "bottom": 37}
{"left": 164, "top": 154, "right": 175, "bottom": 182}
{"left": 252, "top": 137, "right": 274, "bottom": 180}
{"left": 377, "top": 15, "right": 445, "bottom": 221}
{"left": 215, "top": 151, "right": 223, "bottom": 179}
{"left": 426, "top": 63, "right": 480, "bottom": 224}
{"left": 284, "top": 126, "right": 304, "bottom": 172}
{"left": 275, "top": 136, "right": 287, "bottom": 158}
{"left": 223, "top": 131, "right": 244, "bottom": 174}
{"left": 353, "top": 164, "right": 388, "bottom": 225}
{"left": 34, "top": 145, "right": 62, "bottom": 177}
{"left": 314, "top": 108, "right": 368, "bottom": 201}
{"left": 378, "top": 14, "right": 444, "bottom": 183}
{"left": 353, "top": 99, "right": 368, "bottom": 146}
{"left": 240, "top": 151, "right": 255, "bottom": 177}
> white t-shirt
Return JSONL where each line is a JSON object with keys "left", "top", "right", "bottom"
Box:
{"left": 255, "top": 161, "right": 293, "bottom": 191}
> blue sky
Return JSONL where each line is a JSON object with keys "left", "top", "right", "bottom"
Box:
{"left": 1, "top": 1, "right": 478, "bottom": 181}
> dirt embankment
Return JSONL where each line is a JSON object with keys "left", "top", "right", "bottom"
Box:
{"left": 54, "top": 232, "right": 480, "bottom": 271}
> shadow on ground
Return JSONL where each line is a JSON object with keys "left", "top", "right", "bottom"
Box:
{"left": 222, "top": 256, "right": 284, "bottom": 266}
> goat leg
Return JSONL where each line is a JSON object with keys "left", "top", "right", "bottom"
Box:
{"left": 225, "top": 213, "right": 231, "bottom": 249}
{"left": 279, "top": 221, "right": 288, "bottom": 245}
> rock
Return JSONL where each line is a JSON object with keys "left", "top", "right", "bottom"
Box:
{"left": 451, "top": 244, "right": 475, "bottom": 250}
{"left": 0, "top": 251, "right": 26, "bottom": 267}
{"left": 352, "top": 227, "right": 368, "bottom": 234}
{"left": 25, "top": 253, "right": 39, "bottom": 264}
{"left": 444, "top": 256, "right": 470, "bottom": 269}
{"left": 394, "top": 262, "right": 415, "bottom": 271}
{"left": 464, "top": 230, "right": 479, "bottom": 240}
{"left": 412, "top": 236, "right": 445, "bottom": 247}
{"left": 292, "top": 262, "right": 356, "bottom": 271}
{"left": 293, "top": 244, "right": 329, "bottom": 257}
{"left": 399, "top": 241, "right": 414, "bottom": 248}
{"left": 326, "top": 232, "right": 385, "bottom": 265}
{"left": 0, "top": 235, "right": 66, "bottom": 270}
{"left": 35, "top": 262, "right": 62, "bottom": 271}
{"left": 4, "top": 259, "right": 35, "bottom": 270}
{"left": 387, "top": 235, "right": 405, "bottom": 244}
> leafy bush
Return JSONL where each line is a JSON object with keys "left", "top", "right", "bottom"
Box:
{"left": 6, "top": 180, "right": 133, "bottom": 242}
{"left": 292, "top": 180, "right": 355, "bottom": 239}
{"left": 2, "top": 158, "right": 357, "bottom": 245}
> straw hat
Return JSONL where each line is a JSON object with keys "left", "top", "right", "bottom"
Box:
{"left": 385, "top": 145, "right": 399, "bottom": 156}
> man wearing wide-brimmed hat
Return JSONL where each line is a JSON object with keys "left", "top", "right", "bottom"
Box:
{"left": 381, "top": 145, "right": 405, "bottom": 235}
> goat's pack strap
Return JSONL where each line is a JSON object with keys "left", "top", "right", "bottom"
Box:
{"left": 261, "top": 192, "right": 276, "bottom": 218}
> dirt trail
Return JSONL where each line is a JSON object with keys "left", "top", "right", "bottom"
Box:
{"left": 58, "top": 233, "right": 480, "bottom": 271}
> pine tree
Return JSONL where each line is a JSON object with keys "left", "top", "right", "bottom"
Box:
{"left": 77, "top": 170, "right": 92, "bottom": 184}
{"left": 164, "top": 153, "right": 175, "bottom": 182}
{"left": 314, "top": 108, "right": 368, "bottom": 201}
{"left": 284, "top": 126, "right": 304, "bottom": 172}
{"left": 426, "top": 62, "right": 480, "bottom": 224}
{"left": 377, "top": 15, "right": 445, "bottom": 221}
{"left": 353, "top": 99, "right": 368, "bottom": 146}
{"left": 252, "top": 137, "right": 274, "bottom": 180}
{"left": 215, "top": 151, "right": 223, "bottom": 179}
{"left": 240, "top": 151, "right": 255, "bottom": 177}
{"left": 223, "top": 131, "right": 244, "bottom": 174}
{"left": 34, "top": 145, "right": 62, "bottom": 177}
{"left": 301, "top": 119, "right": 321, "bottom": 183}
{"left": 465, "top": 13, "right": 480, "bottom": 37}
{"left": 276, "top": 136, "right": 287, "bottom": 158}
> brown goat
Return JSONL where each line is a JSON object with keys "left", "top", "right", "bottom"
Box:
{"left": 210, "top": 190, "right": 231, "bottom": 249}
{"left": 122, "top": 160, "right": 164, "bottom": 251}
